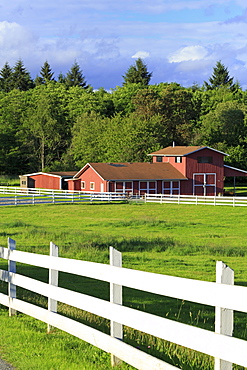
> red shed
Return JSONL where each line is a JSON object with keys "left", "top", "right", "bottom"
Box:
{"left": 20, "top": 171, "right": 77, "bottom": 190}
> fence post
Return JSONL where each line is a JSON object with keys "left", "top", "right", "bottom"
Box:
{"left": 47, "top": 242, "right": 59, "bottom": 333}
{"left": 8, "top": 238, "right": 16, "bottom": 316}
{"left": 110, "top": 246, "right": 123, "bottom": 367}
{"left": 215, "top": 261, "right": 234, "bottom": 370}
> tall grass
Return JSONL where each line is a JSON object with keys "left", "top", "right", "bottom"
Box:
{"left": 0, "top": 202, "right": 247, "bottom": 369}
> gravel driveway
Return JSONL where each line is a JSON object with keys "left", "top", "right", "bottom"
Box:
{"left": 0, "top": 359, "right": 15, "bottom": 370}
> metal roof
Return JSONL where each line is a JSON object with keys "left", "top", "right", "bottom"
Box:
{"left": 21, "top": 171, "right": 77, "bottom": 178}
{"left": 149, "top": 146, "right": 229, "bottom": 157}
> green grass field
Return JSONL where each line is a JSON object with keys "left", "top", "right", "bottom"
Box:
{"left": 0, "top": 202, "right": 246, "bottom": 369}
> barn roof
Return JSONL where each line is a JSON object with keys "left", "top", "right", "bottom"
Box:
{"left": 224, "top": 165, "right": 247, "bottom": 177}
{"left": 21, "top": 171, "right": 77, "bottom": 178}
{"left": 75, "top": 162, "right": 187, "bottom": 181}
{"left": 47, "top": 171, "right": 77, "bottom": 178}
{"left": 149, "top": 146, "right": 229, "bottom": 157}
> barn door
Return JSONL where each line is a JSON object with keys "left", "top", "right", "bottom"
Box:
{"left": 193, "top": 173, "right": 216, "bottom": 196}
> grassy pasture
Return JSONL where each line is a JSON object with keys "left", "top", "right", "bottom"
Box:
{"left": 0, "top": 202, "right": 246, "bottom": 369}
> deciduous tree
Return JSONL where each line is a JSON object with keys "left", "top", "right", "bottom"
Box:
{"left": 22, "top": 84, "right": 71, "bottom": 171}
{"left": 197, "top": 101, "right": 247, "bottom": 149}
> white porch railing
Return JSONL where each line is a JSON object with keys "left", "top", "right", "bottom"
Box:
{"left": 0, "top": 238, "right": 247, "bottom": 369}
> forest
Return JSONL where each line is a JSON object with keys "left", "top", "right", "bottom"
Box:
{"left": 0, "top": 58, "right": 247, "bottom": 175}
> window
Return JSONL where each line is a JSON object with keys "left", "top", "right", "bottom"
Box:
{"left": 125, "top": 182, "right": 132, "bottom": 191}
{"left": 197, "top": 156, "right": 213, "bottom": 164}
{"left": 162, "top": 181, "right": 180, "bottom": 195}
{"left": 139, "top": 181, "right": 157, "bottom": 195}
{"left": 81, "top": 181, "right": 85, "bottom": 189}
{"left": 148, "top": 181, "right": 156, "bottom": 194}
{"left": 175, "top": 156, "right": 182, "bottom": 163}
{"left": 115, "top": 181, "right": 133, "bottom": 193}
{"left": 90, "top": 182, "right": 95, "bottom": 190}
{"left": 116, "top": 182, "right": 123, "bottom": 191}
{"left": 21, "top": 180, "right": 26, "bottom": 186}
{"left": 156, "top": 156, "right": 162, "bottom": 162}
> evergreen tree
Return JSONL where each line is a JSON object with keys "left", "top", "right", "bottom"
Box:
{"left": 57, "top": 72, "right": 66, "bottom": 84}
{"left": 12, "top": 59, "right": 34, "bottom": 91}
{"left": 65, "top": 62, "right": 88, "bottom": 88}
{"left": 122, "top": 58, "right": 152, "bottom": 86}
{"left": 204, "top": 61, "right": 237, "bottom": 91}
{"left": 35, "top": 61, "right": 55, "bottom": 85}
{"left": 0, "top": 62, "right": 13, "bottom": 92}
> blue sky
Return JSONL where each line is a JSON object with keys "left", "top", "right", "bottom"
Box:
{"left": 0, "top": 0, "right": 247, "bottom": 89}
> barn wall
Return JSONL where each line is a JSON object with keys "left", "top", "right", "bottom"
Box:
{"left": 28, "top": 174, "right": 61, "bottom": 189}
{"left": 20, "top": 176, "right": 28, "bottom": 188}
{"left": 79, "top": 167, "right": 104, "bottom": 192}
{"left": 181, "top": 149, "right": 224, "bottom": 195}
{"left": 166, "top": 156, "right": 187, "bottom": 176}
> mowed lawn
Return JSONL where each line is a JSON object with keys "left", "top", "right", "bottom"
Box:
{"left": 0, "top": 202, "right": 247, "bottom": 370}
{"left": 0, "top": 202, "right": 246, "bottom": 280}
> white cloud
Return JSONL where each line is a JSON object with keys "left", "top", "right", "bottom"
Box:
{"left": 0, "top": 21, "right": 36, "bottom": 64}
{"left": 0, "top": 2, "right": 246, "bottom": 90}
{"left": 168, "top": 45, "right": 208, "bottom": 63}
{"left": 132, "top": 51, "right": 150, "bottom": 59}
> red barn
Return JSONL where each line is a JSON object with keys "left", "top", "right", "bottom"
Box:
{"left": 67, "top": 146, "right": 247, "bottom": 196}
{"left": 20, "top": 146, "right": 247, "bottom": 195}
{"left": 67, "top": 162, "right": 187, "bottom": 195}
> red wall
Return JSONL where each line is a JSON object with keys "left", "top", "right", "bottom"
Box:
{"left": 79, "top": 167, "right": 106, "bottom": 192}
{"left": 29, "top": 174, "right": 61, "bottom": 189}
{"left": 153, "top": 149, "right": 225, "bottom": 195}
{"left": 180, "top": 149, "right": 224, "bottom": 195}
{"left": 166, "top": 156, "right": 187, "bottom": 176}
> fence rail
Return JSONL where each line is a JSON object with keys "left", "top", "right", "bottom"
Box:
{"left": 0, "top": 238, "right": 247, "bottom": 369}
{"left": 145, "top": 193, "right": 247, "bottom": 207}
{"left": 0, "top": 186, "right": 128, "bottom": 205}
{"left": 1, "top": 187, "right": 247, "bottom": 207}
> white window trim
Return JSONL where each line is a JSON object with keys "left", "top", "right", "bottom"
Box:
{"left": 139, "top": 181, "right": 157, "bottom": 195}
{"left": 193, "top": 173, "right": 216, "bottom": 196}
{"left": 115, "top": 181, "right": 133, "bottom": 193}
{"left": 162, "top": 181, "right": 180, "bottom": 195}
{"left": 175, "top": 156, "right": 182, "bottom": 163}
{"left": 90, "top": 182, "right": 95, "bottom": 190}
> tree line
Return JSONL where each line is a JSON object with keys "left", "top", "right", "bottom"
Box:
{"left": 0, "top": 58, "right": 247, "bottom": 175}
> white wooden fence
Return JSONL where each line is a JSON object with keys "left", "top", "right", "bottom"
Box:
{"left": 0, "top": 186, "right": 128, "bottom": 206}
{"left": 145, "top": 193, "right": 247, "bottom": 207}
{"left": 0, "top": 238, "right": 247, "bottom": 370}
